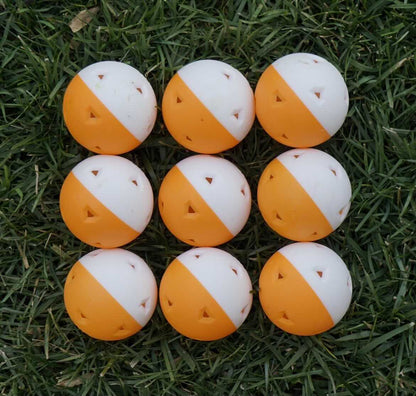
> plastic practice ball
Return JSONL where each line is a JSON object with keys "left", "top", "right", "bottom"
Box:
{"left": 259, "top": 242, "right": 352, "bottom": 336}
{"left": 257, "top": 148, "right": 351, "bottom": 241}
{"left": 60, "top": 155, "right": 153, "bottom": 248}
{"left": 64, "top": 248, "right": 157, "bottom": 341}
{"left": 159, "top": 248, "right": 253, "bottom": 341}
{"left": 162, "top": 59, "right": 255, "bottom": 154}
{"left": 255, "top": 53, "right": 349, "bottom": 148}
{"left": 158, "top": 155, "right": 251, "bottom": 246}
{"left": 63, "top": 61, "right": 157, "bottom": 154}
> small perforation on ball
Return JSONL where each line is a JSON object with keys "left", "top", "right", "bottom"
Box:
{"left": 241, "top": 304, "right": 249, "bottom": 314}
{"left": 140, "top": 298, "right": 149, "bottom": 309}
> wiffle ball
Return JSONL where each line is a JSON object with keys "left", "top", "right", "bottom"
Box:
{"left": 255, "top": 53, "right": 349, "bottom": 148}
{"left": 257, "top": 148, "right": 351, "bottom": 241}
{"left": 63, "top": 61, "right": 157, "bottom": 154}
{"left": 64, "top": 248, "right": 158, "bottom": 341}
{"left": 159, "top": 247, "right": 253, "bottom": 341}
{"left": 158, "top": 155, "right": 251, "bottom": 246}
{"left": 259, "top": 242, "right": 352, "bottom": 336}
{"left": 162, "top": 59, "right": 255, "bottom": 154}
{"left": 60, "top": 155, "right": 153, "bottom": 248}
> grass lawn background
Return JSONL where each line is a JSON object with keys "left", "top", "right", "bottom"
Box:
{"left": 0, "top": 1, "right": 415, "bottom": 395}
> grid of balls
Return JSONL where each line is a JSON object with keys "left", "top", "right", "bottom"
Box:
{"left": 61, "top": 54, "right": 353, "bottom": 341}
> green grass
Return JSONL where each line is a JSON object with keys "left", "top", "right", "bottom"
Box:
{"left": 1, "top": 0, "right": 415, "bottom": 395}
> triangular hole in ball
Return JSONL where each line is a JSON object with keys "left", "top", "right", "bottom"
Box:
{"left": 205, "top": 177, "right": 213, "bottom": 184}
{"left": 140, "top": 298, "right": 149, "bottom": 309}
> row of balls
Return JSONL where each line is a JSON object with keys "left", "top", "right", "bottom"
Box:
{"left": 64, "top": 243, "right": 352, "bottom": 341}
{"left": 59, "top": 149, "right": 351, "bottom": 249}
{"left": 63, "top": 53, "right": 349, "bottom": 155}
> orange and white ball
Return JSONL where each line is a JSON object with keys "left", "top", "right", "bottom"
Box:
{"left": 64, "top": 248, "right": 157, "bottom": 341}
{"left": 259, "top": 242, "right": 352, "bottom": 336}
{"left": 162, "top": 59, "right": 255, "bottom": 154}
{"left": 257, "top": 148, "right": 351, "bottom": 241}
{"left": 255, "top": 53, "right": 349, "bottom": 148}
{"left": 63, "top": 61, "right": 157, "bottom": 154}
{"left": 60, "top": 155, "right": 153, "bottom": 248}
{"left": 158, "top": 155, "right": 251, "bottom": 246}
{"left": 159, "top": 248, "right": 253, "bottom": 341}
